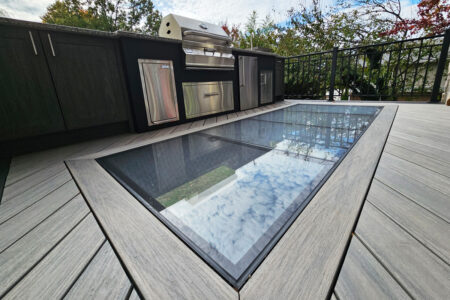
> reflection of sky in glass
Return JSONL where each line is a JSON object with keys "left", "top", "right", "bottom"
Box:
{"left": 161, "top": 142, "right": 333, "bottom": 266}
{"left": 98, "top": 104, "right": 381, "bottom": 285}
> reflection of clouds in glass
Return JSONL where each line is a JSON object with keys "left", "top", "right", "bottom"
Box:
{"left": 161, "top": 143, "right": 332, "bottom": 264}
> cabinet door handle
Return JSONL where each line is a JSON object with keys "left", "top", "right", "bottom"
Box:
{"left": 28, "top": 31, "right": 38, "bottom": 55}
{"left": 48, "top": 34, "right": 56, "bottom": 57}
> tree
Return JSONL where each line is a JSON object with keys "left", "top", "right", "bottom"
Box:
{"left": 381, "top": 0, "right": 450, "bottom": 37}
{"left": 41, "top": 0, "right": 162, "bottom": 35}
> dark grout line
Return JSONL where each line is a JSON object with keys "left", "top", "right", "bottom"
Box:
{"left": 353, "top": 233, "right": 414, "bottom": 299}
{"left": 60, "top": 238, "right": 107, "bottom": 299}
{"left": 0, "top": 211, "right": 91, "bottom": 299}
{"left": 326, "top": 105, "right": 399, "bottom": 299}
{"left": 368, "top": 200, "right": 450, "bottom": 267}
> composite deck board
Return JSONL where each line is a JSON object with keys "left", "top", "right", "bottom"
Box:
{"left": 384, "top": 142, "right": 450, "bottom": 178}
{"left": 387, "top": 135, "right": 450, "bottom": 164}
{"left": 367, "top": 179, "right": 450, "bottom": 263}
{"left": 335, "top": 103, "right": 450, "bottom": 299}
{"left": 375, "top": 159, "right": 450, "bottom": 223}
{"left": 355, "top": 203, "right": 450, "bottom": 299}
{"left": 0, "top": 195, "right": 89, "bottom": 297}
{"left": 0, "top": 180, "right": 79, "bottom": 252}
{"left": 65, "top": 241, "right": 131, "bottom": 300}
{"left": 4, "top": 214, "right": 105, "bottom": 300}
{"left": 240, "top": 105, "right": 397, "bottom": 299}
{"left": 335, "top": 237, "right": 410, "bottom": 300}
{"left": 380, "top": 152, "right": 450, "bottom": 196}
{"left": 2, "top": 164, "right": 68, "bottom": 202}
{"left": 1, "top": 168, "right": 71, "bottom": 208}
{"left": 67, "top": 159, "right": 238, "bottom": 300}
{"left": 2, "top": 101, "right": 448, "bottom": 299}
{"left": 129, "top": 289, "right": 141, "bottom": 300}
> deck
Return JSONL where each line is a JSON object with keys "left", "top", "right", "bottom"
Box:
{"left": 0, "top": 101, "right": 448, "bottom": 299}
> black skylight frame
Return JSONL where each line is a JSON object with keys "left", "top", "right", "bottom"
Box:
{"left": 97, "top": 104, "right": 383, "bottom": 289}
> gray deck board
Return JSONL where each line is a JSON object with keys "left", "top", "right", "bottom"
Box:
{"left": 4, "top": 214, "right": 105, "bottom": 299}
{"left": 128, "top": 289, "right": 140, "bottom": 300}
{"left": 65, "top": 241, "right": 131, "bottom": 300}
{"left": 355, "top": 203, "right": 450, "bottom": 299}
{"left": 2, "top": 167, "right": 70, "bottom": 203}
{"left": 2, "top": 101, "right": 449, "bottom": 299}
{"left": 375, "top": 164, "right": 450, "bottom": 222}
{"left": 67, "top": 159, "right": 238, "bottom": 300}
{"left": 384, "top": 142, "right": 450, "bottom": 178}
{"left": 0, "top": 195, "right": 89, "bottom": 297}
{"left": 240, "top": 105, "right": 397, "bottom": 299}
{"left": 335, "top": 237, "right": 410, "bottom": 300}
{"left": 368, "top": 179, "right": 450, "bottom": 263}
{"left": 0, "top": 180, "right": 79, "bottom": 252}
{"left": 380, "top": 152, "right": 450, "bottom": 196}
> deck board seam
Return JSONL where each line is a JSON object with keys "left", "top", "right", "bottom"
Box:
{"left": 327, "top": 105, "right": 398, "bottom": 299}
{"left": 63, "top": 161, "right": 144, "bottom": 299}
{"left": 2, "top": 168, "right": 69, "bottom": 203}
{"left": 352, "top": 233, "right": 414, "bottom": 299}
{"left": 60, "top": 239, "right": 108, "bottom": 299}
{"left": 0, "top": 179, "right": 75, "bottom": 226}
{"left": 372, "top": 178, "right": 449, "bottom": 225}
{"left": 0, "top": 192, "right": 81, "bottom": 255}
{"left": 386, "top": 139, "right": 450, "bottom": 165}
{"left": 0, "top": 212, "right": 91, "bottom": 299}
{"left": 367, "top": 198, "right": 450, "bottom": 266}
{"left": 384, "top": 148, "right": 450, "bottom": 179}
{"left": 379, "top": 154, "right": 450, "bottom": 197}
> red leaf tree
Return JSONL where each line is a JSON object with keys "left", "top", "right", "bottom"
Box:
{"left": 382, "top": 0, "right": 450, "bottom": 37}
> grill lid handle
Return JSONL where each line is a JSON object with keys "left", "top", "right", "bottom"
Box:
{"left": 183, "top": 30, "right": 231, "bottom": 42}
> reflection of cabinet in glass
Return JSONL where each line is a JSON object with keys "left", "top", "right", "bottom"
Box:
{"left": 138, "top": 59, "right": 179, "bottom": 126}
{"left": 260, "top": 70, "right": 273, "bottom": 104}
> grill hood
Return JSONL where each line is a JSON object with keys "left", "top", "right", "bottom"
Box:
{"left": 159, "top": 14, "right": 235, "bottom": 70}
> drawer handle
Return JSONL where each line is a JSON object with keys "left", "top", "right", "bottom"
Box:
{"left": 204, "top": 92, "right": 220, "bottom": 97}
{"left": 28, "top": 31, "right": 38, "bottom": 55}
{"left": 48, "top": 34, "right": 56, "bottom": 56}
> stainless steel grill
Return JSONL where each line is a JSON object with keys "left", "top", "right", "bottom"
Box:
{"left": 159, "top": 14, "right": 234, "bottom": 70}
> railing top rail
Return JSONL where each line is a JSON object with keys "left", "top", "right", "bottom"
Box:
{"left": 286, "top": 33, "right": 445, "bottom": 59}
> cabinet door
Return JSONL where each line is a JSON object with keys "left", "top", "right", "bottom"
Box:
{"left": 0, "top": 26, "right": 65, "bottom": 141}
{"left": 40, "top": 31, "right": 128, "bottom": 130}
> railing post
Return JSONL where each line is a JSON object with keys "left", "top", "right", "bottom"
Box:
{"left": 430, "top": 29, "right": 450, "bottom": 103}
{"left": 329, "top": 47, "right": 338, "bottom": 102}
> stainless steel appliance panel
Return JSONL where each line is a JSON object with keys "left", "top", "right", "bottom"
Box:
{"left": 239, "top": 56, "right": 258, "bottom": 110}
{"left": 183, "top": 81, "right": 234, "bottom": 119}
{"left": 260, "top": 70, "right": 273, "bottom": 104}
{"left": 138, "top": 59, "right": 179, "bottom": 126}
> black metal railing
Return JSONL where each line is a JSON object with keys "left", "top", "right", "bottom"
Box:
{"left": 284, "top": 29, "right": 450, "bottom": 102}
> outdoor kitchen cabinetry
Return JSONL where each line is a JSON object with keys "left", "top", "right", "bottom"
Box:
{"left": 0, "top": 26, "right": 65, "bottom": 141}
{"left": 39, "top": 31, "right": 128, "bottom": 130}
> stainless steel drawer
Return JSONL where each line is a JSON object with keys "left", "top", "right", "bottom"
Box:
{"left": 183, "top": 81, "right": 234, "bottom": 119}
{"left": 138, "top": 59, "right": 179, "bottom": 126}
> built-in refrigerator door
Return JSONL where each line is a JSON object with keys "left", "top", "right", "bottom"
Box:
{"left": 138, "top": 59, "right": 179, "bottom": 126}
{"left": 260, "top": 70, "right": 273, "bottom": 104}
{"left": 239, "top": 56, "right": 258, "bottom": 110}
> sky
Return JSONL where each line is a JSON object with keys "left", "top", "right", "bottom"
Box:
{"left": 0, "top": 0, "right": 419, "bottom": 29}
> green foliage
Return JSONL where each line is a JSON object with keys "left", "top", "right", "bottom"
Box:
{"left": 41, "top": 0, "right": 162, "bottom": 35}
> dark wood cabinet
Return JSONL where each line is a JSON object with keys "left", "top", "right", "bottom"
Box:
{"left": 40, "top": 31, "right": 128, "bottom": 130}
{"left": 0, "top": 26, "right": 65, "bottom": 141}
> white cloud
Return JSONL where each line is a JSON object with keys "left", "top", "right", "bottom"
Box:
{"left": 0, "top": 0, "right": 418, "bottom": 30}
